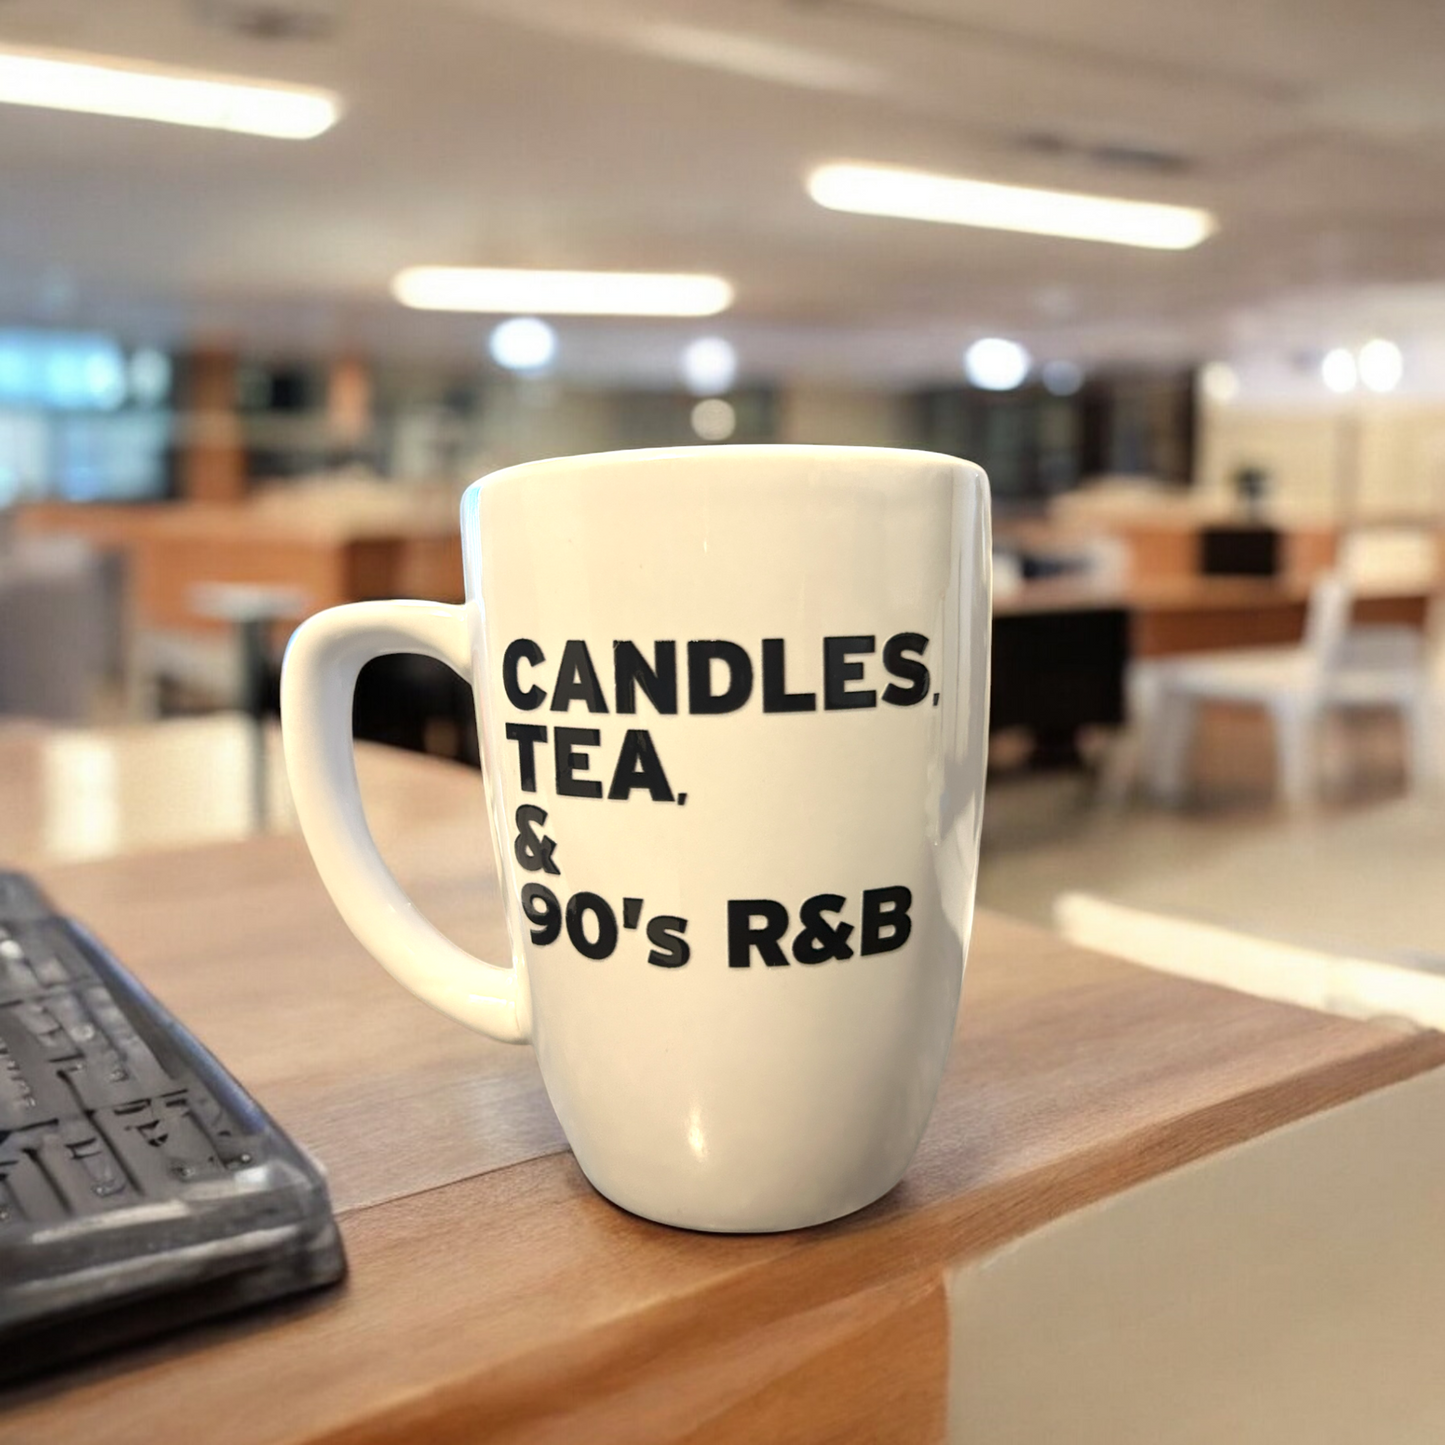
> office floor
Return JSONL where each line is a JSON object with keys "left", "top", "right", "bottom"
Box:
{"left": 977, "top": 705, "right": 1445, "bottom": 965}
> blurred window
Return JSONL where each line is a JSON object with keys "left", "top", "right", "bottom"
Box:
{"left": 0, "top": 413, "right": 48, "bottom": 505}
{"left": 0, "top": 331, "right": 128, "bottom": 410}
{"left": 0, "top": 331, "right": 173, "bottom": 503}
{"left": 917, "top": 388, "right": 1081, "bottom": 502}
{"left": 917, "top": 371, "right": 1194, "bottom": 507}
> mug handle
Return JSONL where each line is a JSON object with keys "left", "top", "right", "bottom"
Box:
{"left": 281, "top": 600, "right": 526, "bottom": 1045}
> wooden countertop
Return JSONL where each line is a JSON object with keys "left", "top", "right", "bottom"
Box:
{"left": 13, "top": 502, "right": 466, "bottom": 632}
{"left": 993, "top": 573, "right": 1435, "bottom": 617}
{"left": 3, "top": 733, "right": 1443, "bottom": 1443}
{"left": 15, "top": 501, "right": 461, "bottom": 546}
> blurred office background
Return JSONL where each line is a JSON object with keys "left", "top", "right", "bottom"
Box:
{"left": 6, "top": 0, "right": 1445, "bottom": 1020}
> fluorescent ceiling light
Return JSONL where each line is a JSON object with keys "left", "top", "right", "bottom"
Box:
{"left": 0, "top": 44, "right": 339, "bottom": 139}
{"left": 807, "top": 162, "right": 1216, "bottom": 250}
{"left": 393, "top": 267, "right": 734, "bottom": 317}
{"left": 691, "top": 398, "right": 737, "bottom": 441}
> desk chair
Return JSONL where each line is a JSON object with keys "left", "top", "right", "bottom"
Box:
{"left": 1142, "top": 575, "right": 1435, "bottom": 808}
{"left": 1338, "top": 525, "right": 1441, "bottom": 594}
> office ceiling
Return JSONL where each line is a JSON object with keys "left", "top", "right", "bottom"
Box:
{"left": 1, "top": 0, "right": 1444, "bottom": 382}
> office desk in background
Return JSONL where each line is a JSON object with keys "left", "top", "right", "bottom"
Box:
{"left": 14, "top": 502, "right": 464, "bottom": 636}
{"left": 2, "top": 720, "right": 1444, "bottom": 1443}
{"left": 991, "top": 576, "right": 1433, "bottom": 765}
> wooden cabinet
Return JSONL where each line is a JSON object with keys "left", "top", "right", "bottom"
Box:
{"left": 14, "top": 502, "right": 464, "bottom": 633}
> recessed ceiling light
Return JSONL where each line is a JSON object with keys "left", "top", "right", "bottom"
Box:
{"left": 807, "top": 162, "right": 1216, "bottom": 250}
{"left": 1041, "top": 359, "right": 1084, "bottom": 396}
{"left": 488, "top": 317, "right": 557, "bottom": 373}
{"left": 691, "top": 398, "right": 737, "bottom": 441}
{"left": 0, "top": 43, "right": 340, "bottom": 139}
{"left": 1358, "top": 338, "right": 1403, "bottom": 393}
{"left": 1322, "top": 347, "right": 1358, "bottom": 395}
{"left": 634, "top": 24, "right": 878, "bottom": 95}
{"left": 964, "top": 338, "right": 1031, "bottom": 391}
{"left": 681, "top": 337, "right": 738, "bottom": 396}
{"left": 1200, "top": 362, "right": 1240, "bottom": 403}
{"left": 393, "top": 267, "right": 734, "bottom": 318}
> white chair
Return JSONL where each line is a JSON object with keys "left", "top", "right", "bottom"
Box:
{"left": 1338, "top": 525, "right": 1441, "bottom": 594}
{"left": 1142, "top": 574, "right": 1435, "bottom": 808}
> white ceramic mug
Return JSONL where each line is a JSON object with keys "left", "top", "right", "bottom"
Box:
{"left": 282, "top": 445, "right": 991, "bottom": 1232}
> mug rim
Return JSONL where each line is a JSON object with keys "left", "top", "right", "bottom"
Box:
{"left": 467, "top": 444, "right": 984, "bottom": 499}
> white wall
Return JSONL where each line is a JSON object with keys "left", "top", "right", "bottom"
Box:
{"left": 1198, "top": 335, "right": 1445, "bottom": 521}
{"left": 1199, "top": 398, "right": 1445, "bottom": 522}
{"left": 776, "top": 385, "right": 912, "bottom": 448}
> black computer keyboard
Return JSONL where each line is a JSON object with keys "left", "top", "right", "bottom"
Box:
{"left": 0, "top": 872, "right": 345, "bottom": 1383}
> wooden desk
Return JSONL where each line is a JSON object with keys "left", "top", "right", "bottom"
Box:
{"left": 1125, "top": 576, "right": 1431, "bottom": 656}
{"left": 991, "top": 577, "right": 1434, "bottom": 762}
{"left": 3, "top": 728, "right": 1444, "bottom": 1442}
{"left": 993, "top": 575, "right": 1432, "bottom": 657}
{"left": 1107, "top": 518, "right": 1339, "bottom": 583}
{"left": 993, "top": 515, "right": 1342, "bottom": 585}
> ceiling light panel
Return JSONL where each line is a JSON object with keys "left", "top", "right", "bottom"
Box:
{"left": 808, "top": 162, "right": 1216, "bottom": 250}
{"left": 393, "top": 268, "right": 735, "bottom": 317}
{"left": 0, "top": 44, "right": 340, "bottom": 139}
